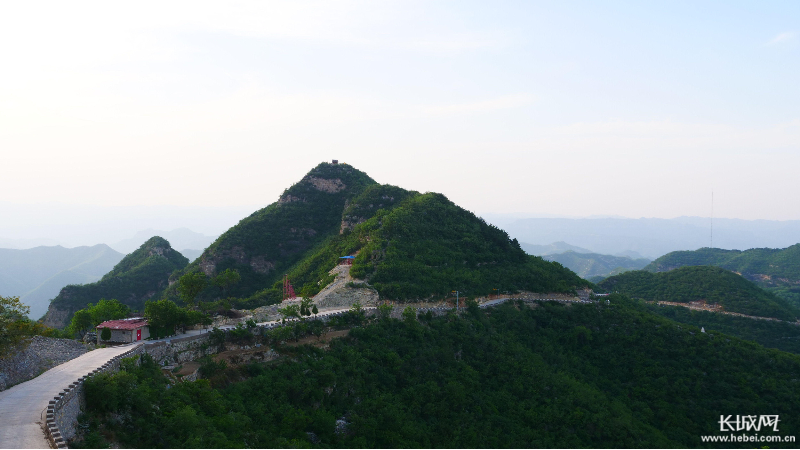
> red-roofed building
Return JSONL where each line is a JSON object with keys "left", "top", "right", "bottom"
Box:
{"left": 96, "top": 317, "right": 149, "bottom": 344}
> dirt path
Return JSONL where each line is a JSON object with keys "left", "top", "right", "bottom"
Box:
{"left": 0, "top": 343, "right": 140, "bottom": 449}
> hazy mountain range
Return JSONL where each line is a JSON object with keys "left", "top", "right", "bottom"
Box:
{"left": 0, "top": 228, "right": 213, "bottom": 320}
{"left": 110, "top": 228, "right": 216, "bottom": 255}
{"left": 519, "top": 241, "right": 593, "bottom": 256}
{"left": 543, "top": 251, "right": 651, "bottom": 281}
{"left": 0, "top": 202, "right": 252, "bottom": 249}
{"left": 488, "top": 216, "right": 800, "bottom": 259}
{"left": 0, "top": 245, "right": 124, "bottom": 320}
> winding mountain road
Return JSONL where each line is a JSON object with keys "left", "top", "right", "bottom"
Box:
{"left": 0, "top": 343, "right": 140, "bottom": 449}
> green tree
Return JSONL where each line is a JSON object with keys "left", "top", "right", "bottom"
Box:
{"left": 178, "top": 272, "right": 208, "bottom": 308}
{"left": 88, "top": 299, "right": 130, "bottom": 326}
{"left": 144, "top": 299, "right": 208, "bottom": 338}
{"left": 350, "top": 300, "right": 364, "bottom": 315}
{"left": 377, "top": 303, "right": 393, "bottom": 320}
{"left": 0, "top": 296, "right": 30, "bottom": 356}
{"left": 401, "top": 306, "right": 417, "bottom": 325}
{"left": 69, "top": 309, "right": 94, "bottom": 338}
{"left": 299, "top": 297, "right": 314, "bottom": 319}
{"left": 309, "top": 319, "right": 324, "bottom": 340}
{"left": 213, "top": 269, "right": 241, "bottom": 298}
{"left": 100, "top": 327, "right": 112, "bottom": 341}
{"left": 144, "top": 299, "right": 182, "bottom": 337}
{"left": 278, "top": 304, "right": 300, "bottom": 322}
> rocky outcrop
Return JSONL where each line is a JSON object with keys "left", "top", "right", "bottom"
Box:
{"left": 308, "top": 176, "right": 346, "bottom": 193}
{"left": 249, "top": 256, "right": 275, "bottom": 274}
{"left": 278, "top": 194, "right": 305, "bottom": 204}
{"left": 312, "top": 265, "right": 379, "bottom": 309}
{"left": 42, "top": 304, "right": 72, "bottom": 329}
{"left": 201, "top": 245, "right": 278, "bottom": 277}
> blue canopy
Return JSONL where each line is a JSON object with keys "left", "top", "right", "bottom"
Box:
{"left": 339, "top": 256, "right": 356, "bottom": 259}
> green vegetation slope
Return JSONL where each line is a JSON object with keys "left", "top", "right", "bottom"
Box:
{"left": 174, "top": 163, "right": 377, "bottom": 303}
{"left": 77, "top": 299, "right": 800, "bottom": 448}
{"left": 256, "top": 188, "right": 587, "bottom": 304}
{"left": 642, "top": 301, "right": 800, "bottom": 354}
{"left": 42, "top": 237, "right": 188, "bottom": 328}
{"left": 645, "top": 245, "right": 800, "bottom": 307}
{"left": 599, "top": 266, "right": 800, "bottom": 321}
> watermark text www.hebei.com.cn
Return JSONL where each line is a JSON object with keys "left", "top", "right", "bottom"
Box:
{"left": 700, "top": 415, "right": 795, "bottom": 444}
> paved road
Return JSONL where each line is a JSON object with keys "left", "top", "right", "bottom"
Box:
{"left": 0, "top": 343, "right": 140, "bottom": 449}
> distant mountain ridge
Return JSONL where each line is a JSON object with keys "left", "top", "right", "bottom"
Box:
{"left": 520, "top": 241, "right": 592, "bottom": 256}
{"left": 544, "top": 251, "right": 650, "bottom": 280}
{"left": 42, "top": 237, "right": 189, "bottom": 328}
{"left": 111, "top": 228, "right": 217, "bottom": 255}
{"left": 0, "top": 244, "right": 124, "bottom": 320}
{"left": 645, "top": 245, "right": 800, "bottom": 308}
{"left": 490, "top": 217, "right": 800, "bottom": 259}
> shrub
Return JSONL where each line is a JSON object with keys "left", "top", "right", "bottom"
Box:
{"left": 100, "top": 328, "right": 111, "bottom": 341}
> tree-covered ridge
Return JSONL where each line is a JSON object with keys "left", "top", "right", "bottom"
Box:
{"left": 100, "top": 237, "right": 187, "bottom": 280}
{"left": 239, "top": 190, "right": 586, "bottom": 306}
{"left": 169, "top": 168, "right": 586, "bottom": 307}
{"left": 645, "top": 245, "right": 800, "bottom": 307}
{"left": 340, "top": 184, "right": 418, "bottom": 232}
{"left": 44, "top": 237, "right": 189, "bottom": 326}
{"left": 348, "top": 192, "right": 586, "bottom": 299}
{"left": 174, "top": 162, "right": 377, "bottom": 302}
{"left": 76, "top": 299, "right": 800, "bottom": 448}
{"left": 544, "top": 250, "right": 650, "bottom": 280}
{"left": 599, "top": 266, "right": 800, "bottom": 321}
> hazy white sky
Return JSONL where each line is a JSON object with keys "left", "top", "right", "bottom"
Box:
{"left": 2, "top": 0, "right": 799, "bottom": 225}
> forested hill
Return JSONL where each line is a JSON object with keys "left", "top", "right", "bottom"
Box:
{"left": 172, "top": 163, "right": 587, "bottom": 305}
{"left": 645, "top": 245, "right": 800, "bottom": 307}
{"left": 270, "top": 189, "right": 587, "bottom": 302}
{"left": 172, "top": 163, "right": 377, "bottom": 302}
{"left": 599, "top": 266, "right": 800, "bottom": 321}
{"left": 42, "top": 237, "right": 189, "bottom": 328}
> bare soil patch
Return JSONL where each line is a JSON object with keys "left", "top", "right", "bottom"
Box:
{"left": 175, "top": 361, "right": 200, "bottom": 377}
{"left": 284, "top": 329, "right": 350, "bottom": 348}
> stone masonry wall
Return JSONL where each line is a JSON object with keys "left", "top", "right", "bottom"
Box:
{"left": 0, "top": 336, "right": 90, "bottom": 392}
{"left": 45, "top": 345, "right": 145, "bottom": 448}
{"left": 143, "top": 333, "right": 216, "bottom": 366}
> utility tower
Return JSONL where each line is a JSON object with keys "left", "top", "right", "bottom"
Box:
{"left": 283, "top": 275, "right": 296, "bottom": 301}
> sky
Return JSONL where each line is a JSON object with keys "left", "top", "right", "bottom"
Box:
{"left": 1, "top": 0, "right": 799, "bottom": 245}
